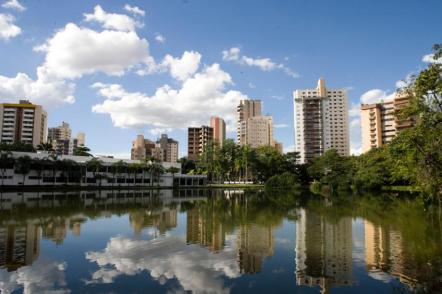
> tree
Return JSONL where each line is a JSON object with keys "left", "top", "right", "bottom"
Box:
{"left": 389, "top": 44, "right": 442, "bottom": 198}
{"left": 179, "top": 157, "right": 196, "bottom": 174}
{"left": 308, "top": 149, "right": 354, "bottom": 192}
{"left": 151, "top": 161, "right": 165, "bottom": 187}
{"left": 86, "top": 158, "right": 103, "bottom": 186}
{"left": 167, "top": 166, "right": 180, "bottom": 187}
{"left": 111, "top": 160, "right": 127, "bottom": 186}
{"left": 37, "top": 143, "right": 54, "bottom": 152}
{"left": 15, "top": 156, "right": 32, "bottom": 185}
{"left": 0, "top": 142, "right": 35, "bottom": 152}
{"left": 74, "top": 146, "right": 92, "bottom": 156}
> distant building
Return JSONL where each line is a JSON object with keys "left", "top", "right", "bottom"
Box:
{"left": 131, "top": 134, "right": 178, "bottom": 162}
{"left": 240, "top": 116, "right": 274, "bottom": 148}
{"left": 48, "top": 122, "right": 85, "bottom": 155}
{"left": 156, "top": 134, "right": 179, "bottom": 163}
{"left": 210, "top": 116, "right": 226, "bottom": 147}
{"left": 273, "top": 141, "right": 283, "bottom": 154}
{"left": 131, "top": 135, "right": 156, "bottom": 161}
{"left": 360, "top": 93, "right": 413, "bottom": 153}
{"left": 237, "top": 99, "right": 261, "bottom": 145}
{"left": 0, "top": 100, "right": 47, "bottom": 147}
{"left": 188, "top": 126, "right": 213, "bottom": 161}
{"left": 293, "top": 78, "right": 350, "bottom": 163}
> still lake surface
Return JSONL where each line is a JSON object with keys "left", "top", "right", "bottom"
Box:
{"left": 0, "top": 188, "right": 441, "bottom": 293}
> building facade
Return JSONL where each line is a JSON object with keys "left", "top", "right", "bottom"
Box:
{"left": 239, "top": 116, "right": 274, "bottom": 148}
{"left": 188, "top": 126, "right": 213, "bottom": 161}
{"left": 293, "top": 78, "right": 350, "bottom": 163}
{"left": 0, "top": 100, "right": 47, "bottom": 147}
{"left": 210, "top": 116, "right": 226, "bottom": 147}
{"left": 131, "top": 135, "right": 156, "bottom": 161}
{"left": 360, "top": 93, "right": 412, "bottom": 153}
{"left": 156, "top": 134, "right": 179, "bottom": 163}
{"left": 237, "top": 99, "right": 261, "bottom": 145}
{"left": 131, "top": 134, "right": 179, "bottom": 162}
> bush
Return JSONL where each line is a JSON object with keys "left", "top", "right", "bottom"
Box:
{"left": 265, "top": 172, "right": 301, "bottom": 190}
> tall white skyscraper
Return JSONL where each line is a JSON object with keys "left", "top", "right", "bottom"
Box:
{"left": 293, "top": 78, "right": 349, "bottom": 163}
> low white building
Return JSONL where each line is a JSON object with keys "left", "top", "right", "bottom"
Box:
{"left": 0, "top": 152, "right": 206, "bottom": 188}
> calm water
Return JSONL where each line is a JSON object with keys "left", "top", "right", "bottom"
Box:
{"left": 0, "top": 189, "right": 441, "bottom": 294}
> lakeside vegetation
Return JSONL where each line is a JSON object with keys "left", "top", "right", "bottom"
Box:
{"left": 183, "top": 44, "right": 442, "bottom": 200}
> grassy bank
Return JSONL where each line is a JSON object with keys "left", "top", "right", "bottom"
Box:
{"left": 381, "top": 185, "right": 420, "bottom": 193}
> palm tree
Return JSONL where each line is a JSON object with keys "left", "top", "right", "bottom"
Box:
{"left": 37, "top": 143, "right": 54, "bottom": 152}
{"left": 15, "top": 156, "right": 32, "bottom": 185}
{"left": 0, "top": 151, "right": 14, "bottom": 186}
{"left": 86, "top": 158, "right": 103, "bottom": 186}
{"left": 74, "top": 146, "right": 92, "bottom": 156}
{"left": 151, "top": 161, "right": 165, "bottom": 187}
{"left": 112, "top": 160, "right": 127, "bottom": 186}
{"left": 167, "top": 166, "right": 180, "bottom": 187}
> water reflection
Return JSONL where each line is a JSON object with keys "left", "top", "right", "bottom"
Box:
{"left": 295, "top": 209, "right": 353, "bottom": 292}
{"left": 0, "top": 189, "right": 441, "bottom": 293}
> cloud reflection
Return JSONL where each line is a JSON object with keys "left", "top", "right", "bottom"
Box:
{"left": 86, "top": 235, "right": 240, "bottom": 293}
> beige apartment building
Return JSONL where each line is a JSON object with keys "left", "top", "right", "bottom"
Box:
{"left": 237, "top": 99, "right": 261, "bottom": 145}
{"left": 210, "top": 116, "right": 226, "bottom": 147}
{"left": 239, "top": 116, "right": 274, "bottom": 148}
{"left": 131, "top": 134, "right": 178, "bottom": 162}
{"left": 360, "top": 93, "right": 412, "bottom": 153}
{"left": 0, "top": 100, "right": 47, "bottom": 147}
{"left": 188, "top": 126, "right": 213, "bottom": 161}
{"left": 293, "top": 78, "right": 350, "bottom": 163}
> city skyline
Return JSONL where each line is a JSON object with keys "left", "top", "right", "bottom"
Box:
{"left": 0, "top": 0, "right": 441, "bottom": 158}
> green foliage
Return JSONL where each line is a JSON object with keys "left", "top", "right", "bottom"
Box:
{"left": 0, "top": 142, "right": 35, "bottom": 152}
{"left": 73, "top": 145, "right": 92, "bottom": 156}
{"left": 307, "top": 149, "right": 354, "bottom": 191}
{"left": 265, "top": 172, "right": 301, "bottom": 191}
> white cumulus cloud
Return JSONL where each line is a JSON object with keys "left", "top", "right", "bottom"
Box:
{"left": 84, "top": 5, "right": 141, "bottom": 32}
{"left": 1, "top": 0, "right": 25, "bottom": 11}
{"left": 92, "top": 63, "right": 249, "bottom": 131}
{"left": 85, "top": 235, "right": 240, "bottom": 293}
{"left": 0, "top": 13, "right": 21, "bottom": 40}
{"left": 124, "top": 4, "right": 145, "bottom": 16}
{"left": 422, "top": 53, "right": 442, "bottom": 64}
{"left": 155, "top": 33, "right": 165, "bottom": 43}
{"left": 360, "top": 89, "right": 394, "bottom": 104}
{"left": 0, "top": 67, "right": 75, "bottom": 107}
{"left": 34, "top": 23, "right": 151, "bottom": 79}
{"left": 222, "top": 47, "right": 299, "bottom": 78}
{"left": 161, "top": 51, "right": 201, "bottom": 81}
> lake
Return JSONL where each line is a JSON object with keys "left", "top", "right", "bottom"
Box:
{"left": 0, "top": 189, "right": 441, "bottom": 293}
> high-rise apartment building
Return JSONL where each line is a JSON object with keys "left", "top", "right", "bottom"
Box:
{"left": 0, "top": 100, "right": 47, "bottom": 147}
{"left": 188, "top": 126, "right": 213, "bottom": 161}
{"left": 239, "top": 116, "right": 274, "bottom": 148}
{"left": 293, "top": 78, "right": 350, "bottom": 163}
{"left": 48, "top": 122, "right": 72, "bottom": 155}
{"left": 156, "top": 134, "right": 179, "bottom": 163}
{"left": 47, "top": 122, "right": 85, "bottom": 155}
{"left": 131, "top": 135, "right": 156, "bottom": 161}
{"left": 131, "top": 134, "right": 179, "bottom": 162}
{"left": 237, "top": 99, "right": 261, "bottom": 144}
{"left": 360, "top": 93, "right": 413, "bottom": 153}
{"left": 210, "top": 116, "right": 226, "bottom": 147}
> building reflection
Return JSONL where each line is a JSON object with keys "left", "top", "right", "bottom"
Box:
{"left": 364, "top": 220, "right": 437, "bottom": 291}
{"left": 186, "top": 207, "right": 225, "bottom": 252}
{"left": 0, "top": 223, "right": 40, "bottom": 271}
{"left": 295, "top": 209, "right": 353, "bottom": 294}
{"left": 129, "top": 208, "right": 178, "bottom": 236}
{"left": 237, "top": 224, "right": 274, "bottom": 274}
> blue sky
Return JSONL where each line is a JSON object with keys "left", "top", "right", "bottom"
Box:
{"left": 0, "top": 0, "right": 440, "bottom": 158}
